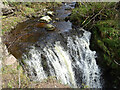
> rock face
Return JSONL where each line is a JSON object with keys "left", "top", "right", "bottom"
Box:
{"left": 40, "top": 16, "right": 52, "bottom": 23}
{"left": 45, "top": 24, "right": 55, "bottom": 31}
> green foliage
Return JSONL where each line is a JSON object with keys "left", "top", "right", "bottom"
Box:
{"left": 8, "top": 82, "right": 13, "bottom": 88}
{"left": 22, "top": 7, "right": 35, "bottom": 16}
{"left": 70, "top": 2, "right": 118, "bottom": 27}
{"left": 97, "top": 40, "right": 110, "bottom": 55}
{"left": 70, "top": 2, "right": 120, "bottom": 88}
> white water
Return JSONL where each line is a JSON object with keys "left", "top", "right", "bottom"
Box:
{"left": 22, "top": 29, "right": 102, "bottom": 88}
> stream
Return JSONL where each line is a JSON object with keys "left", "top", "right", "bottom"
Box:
{"left": 5, "top": 2, "right": 103, "bottom": 88}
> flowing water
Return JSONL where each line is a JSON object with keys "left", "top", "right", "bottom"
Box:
{"left": 22, "top": 29, "right": 102, "bottom": 88}
{"left": 5, "top": 2, "right": 103, "bottom": 88}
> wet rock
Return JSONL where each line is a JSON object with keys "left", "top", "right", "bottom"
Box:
{"left": 56, "top": 2, "right": 63, "bottom": 6}
{"left": 45, "top": 24, "right": 55, "bottom": 31}
{"left": 65, "top": 6, "right": 72, "bottom": 10}
{"left": 35, "top": 23, "right": 47, "bottom": 28}
{"left": 40, "top": 16, "right": 52, "bottom": 23}
{"left": 55, "top": 18, "right": 60, "bottom": 21}
{"left": 11, "top": 26, "right": 14, "bottom": 29}
{"left": 65, "top": 17, "right": 70, "bottom": 22}
{"left": 43, "top": 8, "right": 48, "bottom": 11}
{"left": 52, "top": 20, "right": 56, "bottom": 23}
{"left": 46, "top": 11, "right": 54, "bottom": 16}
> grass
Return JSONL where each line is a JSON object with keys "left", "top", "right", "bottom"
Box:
{"left": 2, "top": 62, "right": 30, "bottom": 88}
{"left": 2, "top": 61, "right": 69, "bottom": 88}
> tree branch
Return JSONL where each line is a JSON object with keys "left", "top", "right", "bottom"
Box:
{"left": 114, "top": 60, "right": 120, "bottom": 66}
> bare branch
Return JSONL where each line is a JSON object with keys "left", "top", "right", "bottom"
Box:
{"left": 82, "top": 2, "right": 113, "bottom": 29}
{"left": 82, "top": 6, "right": 105, "bottom": 28}
{"left": 114, "top": 60, "right": 120, "bottom": 66}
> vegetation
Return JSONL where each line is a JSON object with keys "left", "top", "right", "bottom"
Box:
{"left": 2, "top": 62, "right": 31, "bottom": 88}
{"left": 2, "top": 62, "right": 69, "bottom": 88}
{"left": 70, "top": 2, "right": 120, "bottom": 88}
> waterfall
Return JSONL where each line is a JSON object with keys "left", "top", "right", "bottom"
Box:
{"left": 22, "top": 29, "right": 102, "bottom": 88}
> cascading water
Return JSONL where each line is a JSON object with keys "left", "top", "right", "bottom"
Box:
{"left": 67, "top": 30, "right": 102, "bottom": 88}
{"left": 4, "top": 2, "right": 103, "bottom": 88}
{"left": 22, "top": 29, "right": 102, "bottom": 88}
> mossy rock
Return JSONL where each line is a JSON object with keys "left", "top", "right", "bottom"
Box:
{"left": 45, "top": 24, "right": 55, "bottom": 31}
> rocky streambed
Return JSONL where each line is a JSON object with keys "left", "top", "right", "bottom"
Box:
{"left": 3, "top": 2, "right": 75, "bottom": 60}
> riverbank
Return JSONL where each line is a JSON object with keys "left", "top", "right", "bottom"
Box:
{"left": 69, "top": 2, "right": 120, "bottom": 88}
{"left": 2, "top": 2, "right": 70, "bottom": 88}
{"left": 2, "top": 2, "right": 62, "bottom": 34}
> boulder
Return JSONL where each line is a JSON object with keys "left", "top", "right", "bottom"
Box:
{"left": 40, "top": 16, "right": 52, "bottom": 23}
{"left": 46, "top": 11, "right": 54, "bottom": 16}
{"left": 45, "top": 24, "right": 55, "bottom": 31}
{"left": 55, "top": 18, "right": 60, "bottom": 21}
{"left": 5, "top": 55, "right": 17, "bottom": 65}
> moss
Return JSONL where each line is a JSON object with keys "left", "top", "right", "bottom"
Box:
{"left": 96, "top": 20, "right": 119, "bottom": 29}
{"left": 103, "top": 54, "right": 112, "bottom": 66}
{"left": 22, "top": 7, "right": 35, "bottom": 16}
{"left": 2, "top": 16, "right": 26, "bottom": 34}
{"left": 97, "top": 40, "right": 110, "bottom": 55}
